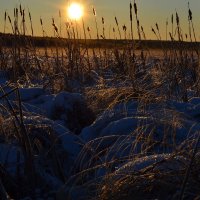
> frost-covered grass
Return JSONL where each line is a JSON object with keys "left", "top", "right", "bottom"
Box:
{"left": 0, "top": 2, "right": 200, "bottom": 200}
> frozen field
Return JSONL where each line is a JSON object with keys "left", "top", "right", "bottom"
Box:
{"left": 0, "top": 1, "right": 200, "bottom": 199}
{"left": 0, "top": 45, "right": 200, "bottom": 199}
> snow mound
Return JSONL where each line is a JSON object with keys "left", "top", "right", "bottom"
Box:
{"left": 22, "top": 91, "right": 95, "bottom": 133}
{"left": 115, "top": 154, "right": 186, "bottom": 175}
{"left": 0, "top": 144, "right": 24, "bottom": 176}
{"left": 19, "top": 87, "right": 45, "bottom": 101}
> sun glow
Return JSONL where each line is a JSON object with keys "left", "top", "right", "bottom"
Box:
{"left": 67, "top": 3, "right": 84, "bottom": 20}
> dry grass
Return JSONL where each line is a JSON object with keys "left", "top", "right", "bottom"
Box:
{"left": 0, "top": 2, "right": 200, "bottom": 199}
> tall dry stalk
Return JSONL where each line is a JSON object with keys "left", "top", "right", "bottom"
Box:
{"left": 115, "top": 16, "right": 121, "bottom": 40}
{"left": 134, "top": 0, "right": 141, "bottom": 40}
{"left": 130, "top": 2, "right": 134, "bottom": 41}
{"left": 93, "top": 7, "right": 99, "bottom": 39}
{"left": 28, "top": 9, "right": 33, "bottom": 36}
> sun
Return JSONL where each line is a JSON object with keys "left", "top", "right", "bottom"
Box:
{"left": 67, "top": 3, "right": 84, "bottom": 20}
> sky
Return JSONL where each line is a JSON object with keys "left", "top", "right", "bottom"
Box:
{"left": 1, "top": 0, "right": 200, "bottom": 40}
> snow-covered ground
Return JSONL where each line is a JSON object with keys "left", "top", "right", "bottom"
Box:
{"left": 0, "top": 63, "right": 200, "bottom": 199}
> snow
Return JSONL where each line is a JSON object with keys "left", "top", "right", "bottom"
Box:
{"left": 0, "top": 144, "right": 24, "bottom": 176}
{"left": 101, "top": 153, "right": 188, "bottom": 190}
{"left": 23, "top": 94, "right": 55, "bottom": 117}
{"left": 115, "top": 154, "right": 186, "bottom": 174}
{"left": 19, "top": 88, "right": 45, "bottom": 101}
{"left": 21, "top": 115, "right": 83, "bottom": 158}
{"left": 99, "top": 117, "right": 139, "bottom": 137}
{"left": 80, "top": 101, "right": 138, "bottom": 142}
{"left": 1, "top": 70, "right": 200, "bottom": 199}
{"left": 54, "top": 91, "right": 83, "bottom": 111}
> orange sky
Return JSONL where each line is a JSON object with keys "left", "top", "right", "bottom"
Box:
{"left": 1, "top": 0, "right": 200, "bottom": 40}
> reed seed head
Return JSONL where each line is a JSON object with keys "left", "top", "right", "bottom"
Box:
{"left": 137, "top": 19, "right": 140, "bottom": 27}
{"left": 102, "top": 17, "right": 105, "bottom": 25}
{"left": 4, "top": 11, "right": 7, "bottom": 21}
{"left": 176, "top": 12, "right": 179, "bottom": 25}
{"left": 93, "top": 7, "right": 96, "bottom": 16}
{"left": 156, "top": 23, "right": 159, "bottom": 31}
{"left": 130, "top": 2, "right": 133, "bottom": 21}
{"left": 52, "top": 18, "right": 55, "bottom": 25}
{"left": 20, "top": 4, "right": 22, "bottom": 16}
{"left": 100, "top": 35, "right": 105, "bottom": 39}
{"left": 134, "top": 1, "right": 137, "bottom": 15}
{"left": 29, "top": 11, "right": 32, "bottom": 20}
{"left": 171, "top": 14, "right": 173, "bottom": 24}
{"left": 115, "top": 17, "right": 118, "bottom": 26}
{"left": 8, "top": 15, "right": 12, "bottom": 24}
{"left": 40, "top": 18, "right": 43, "bottom": 26}
{"left": 22, "top": 10, "right": 25, "bottom": 23}
{"left": 16, "top": 8, "right": 18, "bottom": 17}
{"left": 87, "top": 26, "right": 91, "bottom": 32}
{"left": 151, "top": 27, "right": 156, "bottom": 35}
{"left": 52, "top": 23, "right": 58, "bottom": 32}
{"left": 188, "top": 9, "right": 192, "bottom": 21}
{"left": 123, "top": 25, "right": 127, "bottom": 31}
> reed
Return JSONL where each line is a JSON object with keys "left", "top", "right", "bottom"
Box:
{"left": 0, "top": 2, "right": 200, "bottom": 199}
